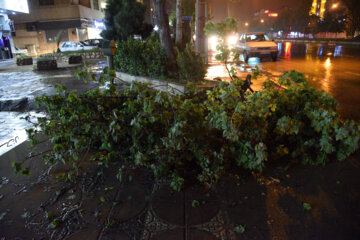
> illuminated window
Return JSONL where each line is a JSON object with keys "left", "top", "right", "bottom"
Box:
{"left": 93, "top": 0, "right": 99, "bottom": 10}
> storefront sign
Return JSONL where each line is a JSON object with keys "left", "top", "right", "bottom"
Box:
{"left": 94, "top": 20, "right": 105, "bottom": 30}
{"left": 0, "top": 0, "right": 29, "bottom": 14}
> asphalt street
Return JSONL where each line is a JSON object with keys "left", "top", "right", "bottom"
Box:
{"left": 251, "top": 42, "right": 360, "bottom": 121}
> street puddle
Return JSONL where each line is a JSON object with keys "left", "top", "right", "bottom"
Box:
{"left": 0, "top": 112, "right": 45, "bottom": 156}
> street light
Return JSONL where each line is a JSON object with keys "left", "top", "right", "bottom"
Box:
{"left": 261, "top": 19, "right": 264, "bottom": 23}
{"left": 331, "top": 3, "right": 338, "bottom": 9}
{"left": 245, "top": 22, "right": 249, "bottom": 27}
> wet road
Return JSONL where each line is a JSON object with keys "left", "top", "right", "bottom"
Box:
{"left": 248, "top": 42, "right": 360, "bottom": 121}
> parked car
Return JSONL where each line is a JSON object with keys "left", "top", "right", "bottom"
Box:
{"left": 236, "top": 32, "right": 279, "bottom": 62}
{"left": 59, "top": 41, "right": 97, "bottom": 52}
{"left": 82, "top": 39, "right": 104, "bottom": 48}
{"left": 14, "top": 46, "right": 28, "bottom": 56}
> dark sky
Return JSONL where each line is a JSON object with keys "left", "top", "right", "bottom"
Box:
{"left": 210, "top": 0, "right": 300, "bottom": 21}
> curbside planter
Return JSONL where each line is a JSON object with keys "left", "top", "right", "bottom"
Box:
{"left": 115, "top": 72, "right": 187, "bottom": 95}
{"left": 40, "top": 50, "right": 105, "bottom": 62}
{"left": 37, "top": 60, "right": 57, "bottom": 70}
{"left": 68, "top": 55, "right": 82, "bottom": 64}
{"left": 16, "top": 57, "right": 33, "bottom": 66}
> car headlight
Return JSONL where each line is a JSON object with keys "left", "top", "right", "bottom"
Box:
{"left": 227, "top": 35, "right": 238, "bottom": 46}
{"left": 209, "top": 36, "right": 218, "bottom": 51}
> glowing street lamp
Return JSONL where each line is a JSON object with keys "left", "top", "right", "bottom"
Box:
{"left": 245, "top": 22, "right": 249, "bottom": 27}
{"left": 260, "top": 19, "right": 264, "bottom": 23}
{"left": 331, "top": 3, "right": 338, "bottom": 9}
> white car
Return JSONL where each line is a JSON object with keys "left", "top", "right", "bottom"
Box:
{"left": 59, "top": 41, "right": 97, "bottom": 52}
{"left": 236, "top": 32, "right": 279, "bottom": 62}
{"left": 14, "top": 46, "right": 28, "bottom": 56}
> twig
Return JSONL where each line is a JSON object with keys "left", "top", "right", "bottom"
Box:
{"left": 13, "top": 186, "right": 27, "bottom": 195}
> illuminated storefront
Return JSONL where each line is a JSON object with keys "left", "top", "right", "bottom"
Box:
{"left": 10, "top": 1, "right": 105, "bottom": 55}
{"left": 0, "top": 0, "right": 29, "bottom": 59}
{"left": 310, "top": 0, "right": 327, "bottom": 18}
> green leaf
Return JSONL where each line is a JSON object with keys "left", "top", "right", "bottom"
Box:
{"left": 234, "top": 225, "right": 246, "bottom": 234}
{"left": 303, "top": 202, "right": 311, "bottom": 211}
{"left": 191, "top": 200, "right": 200, "bottom": 208}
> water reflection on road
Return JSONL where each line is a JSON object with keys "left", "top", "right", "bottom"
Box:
{"left": 0, "top": 61, "right": 106, "bottom": 156}
{"left": 247, "top": 42, "right": 360, "bottom": 121}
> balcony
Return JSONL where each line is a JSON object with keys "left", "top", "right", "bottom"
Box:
{"left": 11, "top": 4, "right": 104, "bottom": 24}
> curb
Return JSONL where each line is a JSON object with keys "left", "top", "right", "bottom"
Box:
{"left": 275, "top": 39, "right": 360, "bottom": 45}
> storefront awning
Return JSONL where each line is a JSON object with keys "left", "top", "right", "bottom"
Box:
{"left": 36, "top": 19, "right": 82, "bottom": 30}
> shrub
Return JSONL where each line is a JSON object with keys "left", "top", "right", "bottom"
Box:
{"left": 175, "top": 44, "right": 207, "bottom": 82}
{"left": 37, "top": 57, "right": 53, "bottom": 62}
{"left": 22, "top": 68, "right": 360, "bottom": 191}
{"left": 114, "top": 36, "right": 167, "bottom": 79}
{"left": 17, "top": 54, "right": 29, "bottom": 59}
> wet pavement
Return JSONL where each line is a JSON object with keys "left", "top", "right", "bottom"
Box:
{"left": 249, "top": 42, "right": 360, "bottom": 121}
{"left": 0, "top": 45, "right": 360, "bottom": 240}
{"left": 0, "top": 60, "right": 105, "bottom": 156}
{"left": 207, "top": 42, "right": 360, "bottom": 121}
{"left": 0, "top": 133, "right": 359, "bottom": 240}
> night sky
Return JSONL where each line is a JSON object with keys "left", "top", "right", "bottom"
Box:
{"left": 210, "top": 0, "right": 300, "bottom": 21}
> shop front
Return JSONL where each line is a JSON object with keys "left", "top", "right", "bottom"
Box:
{"left": 0, "top": 0, "right": 29, "bottom": 59}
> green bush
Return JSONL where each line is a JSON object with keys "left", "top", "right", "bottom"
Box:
{"left": 37, "top": 57, "right": 53, "bottom": 62}
{"left": 61, "top": 48, "right": 100, "bottom": 56}
{"left": 114, "top": 36, "right": 167, "bottom": 79}
{"left": 175, "top": 44, "right": 207, "bottom": 82}
{"left": 17, "top": 54, "right": 29, "bottom": 59}
{"left": 22, "top": 69, "right": 360, "bottom": 190}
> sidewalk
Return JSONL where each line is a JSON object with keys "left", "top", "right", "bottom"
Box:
{"left": 0, "top": 133, "right": 359, "bottom": 239}
{"left": 0, "top": 59, "right": 15, "bottom": 68}
{"left": 205, "top": 59, "right": 274, "bottom": 91}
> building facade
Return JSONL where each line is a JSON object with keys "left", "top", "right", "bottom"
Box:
{"left": 10, "top": 0, "right": 106, "bottom": 55}
{"left": 310, "top": 0, "right": 341, "bottom": 19}
{"left": 0, "top": 0, "right": 29, "bottom": 59}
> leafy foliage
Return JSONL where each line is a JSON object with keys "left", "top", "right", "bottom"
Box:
{"left": 114, "top": 34, "right": 206, "bottom": 82}
{"left": 101, "top": 0, "right": 153, "bottom": 41}
{"left": 22, "top": 66, "right": 360, "bottom": 190}
{"left": 37, "top": 57, "right": 53, "bottom": 62}
{"left": 175, "top": 44, "right": 207, "bottom": 82}
{"left": 114, "top": 35, "right": 168, "bottom": 79}
{"left": 205, "top": 18, "right": 240, "bottom": 81}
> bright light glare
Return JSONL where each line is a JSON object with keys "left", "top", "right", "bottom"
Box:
{"left": 227, "top": 35, "right": 238, "bottom": 46}
{"left": 210, "top": 36, "right": 218, "bottom": 51}
{"left": 154, "top": 25, "right": 159, "bottom": 31}
{"left": 325, "top": 58, "right": 331, "bottom": 68}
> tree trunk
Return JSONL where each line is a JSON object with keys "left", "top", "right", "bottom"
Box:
{"left": 195, "top": 0, "right": 205, "bottom": 56}
{"left": 176, "top": 0, "right": 183, "bottom": 46}
{"left": 153, "top": 0, "right": 175, "bottom": 61}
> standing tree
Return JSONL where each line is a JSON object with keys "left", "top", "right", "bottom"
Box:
{"left": 292, "top": 0, "right": 314, "bottom": 33}
{"left": 272, "top": 7, "right": 293, "bottom": 33}
{"left": 315, "top": 12, "right": 345, "bottom": 34}
{"left": 176, "top": 0, "right": 183, "bottom": 46}
{"left": 342, "top": 0, "right": 360, "bottom": 37}
{"left": 153, "top": 0, "right": 175, "bottom": 61}
{"left": 101, "top": 0, "right": 153, "bottom": 41}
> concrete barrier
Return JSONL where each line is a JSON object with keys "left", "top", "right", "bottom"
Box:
{"left": 115, "top": 72, "right": 187, "bottom": 95}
